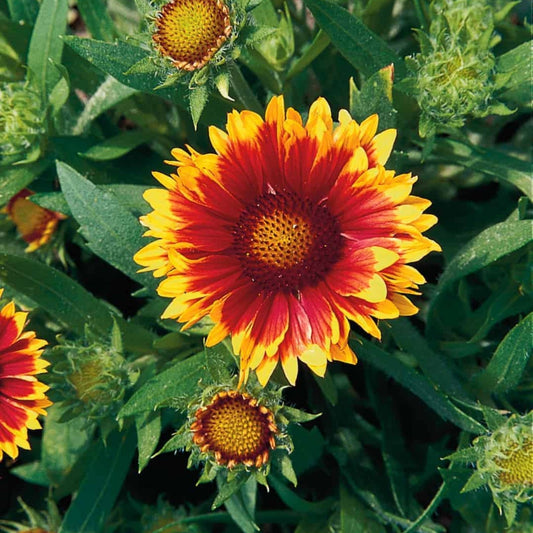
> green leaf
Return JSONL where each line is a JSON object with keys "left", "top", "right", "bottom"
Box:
{"left": 189, "top": 86, "right": 209, "bottom": 129}
{"left": 213, "top": 472, "right": 248, "bottom": 510}
{"left": 27, "top": 0, "right": 68, "bottom": 100}
{"left": 31, "top": 184, "right": 151, "bottom": 218}
{"left": 349, "top": 66, "right": 397, "bottom": 131}
{"left": 205, "top": 342, "right": 234, "bottom": 383}
{"left": 294, "top": 517, "right": 331, "bottom": 533}
{"left": 0, "top": 11, "right": 33, "bottom": 62}
{"left": 340, "top": 485, "right": 386, "bottom": 533}
{"left": 79, "top": 130, "right": 151, "bottom": 161}
{"left": 102, "top": 184, "right": 152, "bottom": 216}
{"left": 433, "top": 139, "right": 533, "bottom": 201}
{"left": 341, "top": 462, "right": 446, "bottom": 533}
{"left": 313, "top": 369, "right": 338, "bottom": 405}
{"left": 76, "top": 0, "right": 116, "bottom": 42}
{"left": 58, "top": 427, "right": 136, "bottom": 533}
{"left": 480, "top": 405, "right": 507, "bottom": 432}
{"left": 282, "top": 406, "right": 321, "bottom": 424}
{"left": 119, "top": 352, "right": 206, "bottom": 417}
{"left": 288, "top": 425, "right": 325, "bottom": 476}
{"left": 0, "top": 253, "right": 153, "bottom": 353}
{"left": 475, "top": 312, "right": 533, "bottom": 393}
{"left": 0, "top": 159, "right": 51, "bottom": 205}
{"left": 224, "top": 477, "right": 259, "bottom": 533}
{"left": 155, "top": 428, "right": 190, "bottom": 455}
{"left": 277, "top": 453, "right": 297, "bottom": 487}
{"left": 305, "top": 0, "right": 406, "bottom": 80}
{"left": 286, "top": 29, "right": 330, "bottom": 81}
{"left": 214, "top": 70, "right": 232, "bottom": 100}
{"left": 435, "top": 220, "right": 533, "bottom": 295}
{"left": 439, "top": 463, "right": 491, "bottom": 531}
{"left": 248, "top": 0, "right": 278, "bottom": 26}
{"left": 42, "top": 403, "right": 94, "bottom": 486}
{"left": 239, "top": 476, "right": 258, "bottom": 521}
{"left": 461, "top": 470, "right": 490, "bottom": 493}
{"left": 6, "top": 0, "right": 39, "bottom": 23}
{"left": 10, "top": 461, "right": 50, "bottom": 487}
{"left": 135, "top": 411, "right": 161, "bottom": 472}
{"left": 63, "top": 36, "right": 186, "bottom": 102}
{"left": 390, "top": 318, "right": 472, "bottom": 402}
{"left": 48, "top": 61, "right": 70, "bottom": 118}
{"left": 366, "top": 372, "right": 410, "bottom": 517}
{"left": 496, "top": 41, "right": 533, "bottom": 107}
{"left": 56, "top": 161, "right": 156, "bottom": 289}
{"left": 445, "top": 447, "right": 479, "bottom": 464}
{"left": 239, "top": 47, "right": 282, "bottom": 93}
{"left": 270, "top": 475, "right": 334, "bottom": 514}
{"left": 0, "top": 253, "right": 119, "bottom": 337}
{"left": 72, "top": 76, "right": 138, "bottom": 135}
{"left": 354, "top": 338, "right": 486, "bottom": 434}
{"left": 64, "top": 36, "right": 232, "bottom": 126}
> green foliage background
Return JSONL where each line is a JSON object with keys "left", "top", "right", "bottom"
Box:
{"left": 0, "top": 0, "right": 531, "bottom": 532}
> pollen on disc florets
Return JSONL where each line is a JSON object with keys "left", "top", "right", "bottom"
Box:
{"left": 152, "top": 0, "right": 232, "bottom": 71}
{"left": 478, "top": 413, "right": 533, "bottom": 494}
{"left": 190, "top": 390, "right": 278, "bottom": 469}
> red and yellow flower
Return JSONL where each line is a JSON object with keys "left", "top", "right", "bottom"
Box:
{"left": 0, "top": 288, "right": 52, "bottom": 461}
{"left": 191, "top": 390, "right": 278, "bottom": 468}
{"left": 152, "top": 0, "right": 232, "bottom": 71}
{"left": 135, "top": 96, "right": 440, "bottom": 386}
{"left": 5, "top": 188, "right": 66, "bottom": 252}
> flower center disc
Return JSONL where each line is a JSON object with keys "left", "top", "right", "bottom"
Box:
{"left": 191, "top": 391, "right": 277, "bottom": 467}
{"left": 69, "top": 360, "right": 108, "bottom": 403}
{"left": 234, "top": 191, "right": 343, "bottom": 292}
{"left": 496, "top": 439, "right": 533, "bottom": 486}
{"left": 153, "top": 0, "right": 232, "bottom": 71}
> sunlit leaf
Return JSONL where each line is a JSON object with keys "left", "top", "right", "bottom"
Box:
{"left": 27, "top": 0, "right": 68, "bottom": 100}
{"left": 79, "top": 130, "right": 151, "bottom": 161}
{"left": 305, "top": 0, "right": 406, "bottom": 80}
{"left": 57, "top": 161, "right": 157, "bottom": 290}
{"left": 119, "top": 352, "right": 206, "bottom": 417}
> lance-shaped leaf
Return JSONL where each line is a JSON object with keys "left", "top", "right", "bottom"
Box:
{"left": 305, "top": 0, "right": 406, "bottom": 80}
{"left": 27, "top": 0, "right": 68, "bottom": 100}
{"left": 58, "top": 427, "right": 136, "bottom": 533}
{"left": 57, "top": 161, "right": 157, "bottom": 291}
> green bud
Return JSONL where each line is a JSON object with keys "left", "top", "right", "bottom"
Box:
{"left": 50, "top": 338, "right": 138, "bottom": 424}
{"left": 408, "top": 0, "right": 516, "bottom": 136}
{"left": 140, "top": 497, "right": 204, "bottom": 533}
{"left": 250, "top": 5, "right": 294, "bottom": 72}
{"left": 449, "top": 411, "right": 533, "bottom": 527}
{"left": 0, "top": 81, "right": 44, "bottom": 160}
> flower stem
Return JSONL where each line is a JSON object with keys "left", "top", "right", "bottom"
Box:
{"left": 228, "top": 61, "right": 263, "bottom": 114}
{"left": 403, "top": 482, "right": 446, "bottom": 533}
